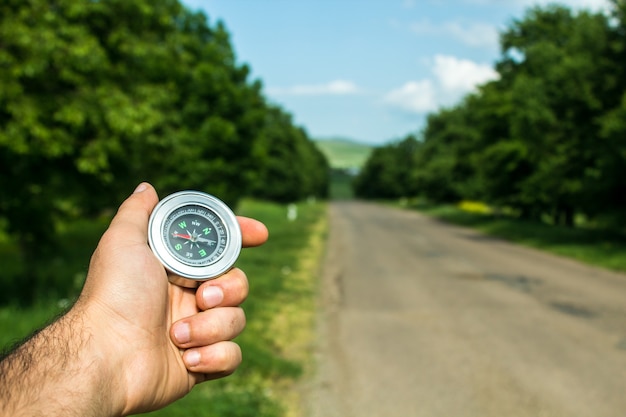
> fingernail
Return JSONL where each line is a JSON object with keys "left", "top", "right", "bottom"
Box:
{"left": 133, "top": 183, "right": 147, "bottom": 194}
{"left": 202, "top": 286, "right": 224, "bottom": 308}
{"left": 184, "top": 350, "right": 201, "bottom": 367}
{"left": 173, "top": 322, "right": 191, "bottom": 344}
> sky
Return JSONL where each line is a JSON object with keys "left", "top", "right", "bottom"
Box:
{"left": 181, "top": 0, "right": 610, "bottom": 144}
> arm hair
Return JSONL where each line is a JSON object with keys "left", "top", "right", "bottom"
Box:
{"left": 0, "top": 309, "right": 117, "bottom": 417}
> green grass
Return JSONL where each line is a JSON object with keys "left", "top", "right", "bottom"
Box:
{"left": 1, "top": 199, "right": 327, "bottom": 417}
{"left": 314, "top": 138, "right": 372, "bottom": 170}
{"left": 0, "top": 217, "right": 109, "bottom": 305}
{"left": 410, "top": 201, "right": 626, "bottom": 273}
{"left": 0, "top": 217, "right": 111, "bottom": 347}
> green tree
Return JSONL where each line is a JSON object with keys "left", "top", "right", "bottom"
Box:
{"left": 0, "top": 0, "right": 309, "bottom": 302}
{"left": 594, "top": 0, "right": 626, "bottom": 224}
{"left": 363, "top": 2, "right": 626, "bottom": 229}
{"left": 498, "top": 5, "right": 617, "bottom": 225}
{"left": 353, "top": 135, "right": 419, "bottom": 199}
{"left": 251, "top": 106, "right": 329, "bottom": 203}
{"left": 413, "top": 103, "right": 482, "bottom": 203}
{"left": 460, "top": 82, "right": 538, "bottom": 215}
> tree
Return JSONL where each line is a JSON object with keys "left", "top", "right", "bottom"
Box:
{"left": 353, "top": 135, "right": 419, "bottom": 199}
{"left": 498, "top": 5, "right": 617, "bottom": 225}
{"left": 594, "top": 0, "right": 626, "bottom": 223}
{"left": 358, "top": 1, "right": 626, "bottom": 230}
{"left": 250, "top": 106, "right": 329, "bottom": 203}
{"left": 413, "top": 103, "right": 482, "bottom": 203}
{"left": 0, "top": 0, "right": 318, "bottom": 302}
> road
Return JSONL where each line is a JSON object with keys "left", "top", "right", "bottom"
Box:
{"left": 307, "top": 201, "right": 626, "bottom": 417}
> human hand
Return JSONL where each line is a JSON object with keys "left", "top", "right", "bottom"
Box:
{"left": 76, "top": 183, "right": 268, "bottom": 415}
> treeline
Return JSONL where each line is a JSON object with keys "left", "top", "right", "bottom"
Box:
{"left": 0, "top": 0, "right": 328, "bottom": 300}
{"left": 355, "top": 2, "right": 626, "bottom": 228}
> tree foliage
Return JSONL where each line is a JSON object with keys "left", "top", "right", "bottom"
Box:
{"left": 0, "top": 0, "right": 328, "bottom": 302}
{"left": 356, "top": 1, "right": 626, "bottom": 228}
{"left": 353, "top": 135, "right": 419, "bottom": 199}
{"left": 250, "top": 106, "right": 329, "bottom": 203}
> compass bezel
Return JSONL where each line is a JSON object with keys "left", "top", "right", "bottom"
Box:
{"left": 148, "top": 191, "right": 241, "bottom": 285}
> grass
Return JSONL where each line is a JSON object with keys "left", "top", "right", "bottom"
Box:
{"left": 0, "top": 216, "right": 111, "bottom": 305}
{"left": 314, "top": 138, "right": 372, "bottom": 170}
{"left": 0, "top": 199, "right": 328, "bottom": 417}
{"left": 409, "top": 200, "right": 626, "bottom": 273}
{"left": 0, "top": 217, "right": 110, "bottom": 348}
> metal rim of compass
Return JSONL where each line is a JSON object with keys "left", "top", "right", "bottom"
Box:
{"left": 148, "top": 190, "right": 242, "bottom": 285}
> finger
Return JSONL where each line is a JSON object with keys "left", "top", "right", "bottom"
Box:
{"left": 170, "top": 307, "right": 246, "bottom": 349}
{"left": 107, "top": 183, "right": 159, "bottom": 244}
{"left": 196, "top": 268, "right": 249, "bottom": 310}
{"left": 237, "top": 216, "right": 269, "bottom": 248}
{"left": 183, "top": 341, "right": 242, "bottom": 381}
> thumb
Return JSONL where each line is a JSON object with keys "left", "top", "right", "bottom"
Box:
{"left": 108, "top": 183, "right": 160, "bottom": 243}
{"left": 81, "top": 182, "right": 163, "bottom": 305}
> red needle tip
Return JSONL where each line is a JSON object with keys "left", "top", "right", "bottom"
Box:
{"left": 173, "top": 233, "right": 191, "bottom": 240}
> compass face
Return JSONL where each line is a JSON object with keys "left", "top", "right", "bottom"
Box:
{"left": 148, "top": 191, "right": 241, "bottom": 286}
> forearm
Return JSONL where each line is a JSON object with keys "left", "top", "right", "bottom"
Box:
{"left": 0, "top": 308, "right": 120, "bottom": 417}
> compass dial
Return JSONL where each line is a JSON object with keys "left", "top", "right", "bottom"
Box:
{"left": 163, "top": 205, "right": 228, "bottom": 266}
{"left": 148, "top": 191, "right": 241, "bottom": 287}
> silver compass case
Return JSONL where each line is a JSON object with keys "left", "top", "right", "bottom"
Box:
{"left": 148, "top": 191, "right": 242, "bottom": 288}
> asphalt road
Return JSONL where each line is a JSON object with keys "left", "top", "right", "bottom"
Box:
{"left": 307, "top": 201, "right": 626, "bottom": 417}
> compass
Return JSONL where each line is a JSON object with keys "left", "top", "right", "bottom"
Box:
{"left": 148, "top": 191, "right": 242, "bottom": 288}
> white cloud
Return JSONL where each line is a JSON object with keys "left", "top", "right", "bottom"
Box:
{"left": 384, "top": 80, "right": 437, "bottom": 113}
{"left": 410, "top": 19, "right": 499, "bottom": 50}
{"left": 384, "top": 55, "right": 499, "bottom": 115}
{"left": 433, "top": 55, "right": 499, "bottom": 94}
{"left": 268, "top": 80, "right": 360, "bottom": 96}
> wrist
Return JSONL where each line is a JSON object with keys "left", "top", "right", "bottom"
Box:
{"left": 73, "top": 302, "right": 130, "bottom": 417}
{"left": 0, "top": 305, "right": 124, "bottom": 417}
{"left": 64, "top": 307, "right": 126, "bottom": 416}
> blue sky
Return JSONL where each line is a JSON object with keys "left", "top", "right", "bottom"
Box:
{"left": 182, "top": 0, "right": 609, "bottom": 144}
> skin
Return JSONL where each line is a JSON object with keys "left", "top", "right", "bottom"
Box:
{"left": 0, "top": 183, "right": 269, "bottom": 417}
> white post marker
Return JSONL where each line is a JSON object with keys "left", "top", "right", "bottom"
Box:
{"left": 287, "top": 204, "right": 298, "bottom": 221}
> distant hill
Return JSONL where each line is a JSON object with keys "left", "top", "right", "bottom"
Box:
{"left": 314, "top": 137, "right": 373, "bottom": 170}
